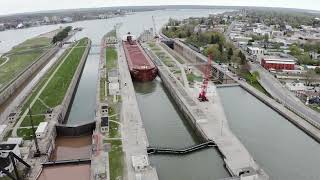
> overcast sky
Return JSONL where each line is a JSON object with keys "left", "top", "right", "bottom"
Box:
{"left": 0, "top": 0, "right": 320, "bottom": 15}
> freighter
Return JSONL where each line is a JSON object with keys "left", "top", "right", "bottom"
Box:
{"left": 122, "top": 33, "right": 157, "bottom": 81}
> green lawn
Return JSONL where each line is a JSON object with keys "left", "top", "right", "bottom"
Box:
{"left": 100, "top": 78, "right": 106, "bottom": 102}
{"left": 19, "top": 38, "right": 89, "bottom": 127}
{"left": 0, "top": 37, "right": 51, "bottom": 87}
{"left": 17, "top": 128, "right": 36, "bottom": 140}
{"left": 106, "top": 47, "right": 117, "bottom": 71}
{"left": 241, "top": 71, "right": 270, "bottom": 96}
{"left": 106, "top": 140, "right": 124, "bottom": 180}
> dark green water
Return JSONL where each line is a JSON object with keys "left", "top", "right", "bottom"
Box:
{"left": 134, "top": 78, "right": 229, "bottom": 180}
{"left": 218, "top": 86, "right": 320, "bottom": 180}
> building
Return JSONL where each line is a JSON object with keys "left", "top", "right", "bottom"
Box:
{"left": 35, "top": 122, "right": 48, "bottom": 139}
{"left": 62, "top": 17, "right": 73, "bottom": 23}
{"left": 285, "top": 82, "right": 306, "bottom": 91}
{"left": 247, "top": 47, "right": 265, "bottom": 56}
{"left": 101, "top": 117, "right": 109, "bottom": 133}
{"left": 108, "top": 82, "right": 120, "bottom": 96}
{"left": 261, "top": 57, "right": 295, "bottom": 70}
{"left": 108, "top": 69, "right": 119, "bottom": 83}
{"left": 131, "top": 155, "right": 149, "bottom": 172}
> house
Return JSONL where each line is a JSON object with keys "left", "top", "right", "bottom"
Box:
{"left": 35, "top": 122, "right": 48, "bottom": 139}
{"left": 131, "top": 155, "right": 149, "bottom": 172}
{"left": 101, "top": 117, "right": 109, "bottom": 133}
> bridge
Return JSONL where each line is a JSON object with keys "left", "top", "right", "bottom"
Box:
{"left": 147, "top": 140, "right": 216, "bottom": 155}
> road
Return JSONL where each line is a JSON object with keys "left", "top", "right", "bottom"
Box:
{"left": 225, "top": 20, "right": 320, "bottom": 127}
{"left": 251, "top": 63, "right": 320, "bottom": 126}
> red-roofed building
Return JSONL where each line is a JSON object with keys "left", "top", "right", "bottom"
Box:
{"left": 261, "top": 58, "right": 295, "bottom": 70}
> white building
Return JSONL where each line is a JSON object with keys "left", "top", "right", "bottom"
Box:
{"left": 62, "top": 17, "right": 73, "bottom": 23}
{"left": 247, "top": 47, "right": 265, "bottom": 56}
{"left": 35, "top": 122, "right": 48, "bottom": 139}
{"left": 108, "top": 69, "right": 119, "bottom": 83}
{"left": 16, "top": 23, "right": 24, "bottom": 29}
{"left": 108, "top": 82, "right": 120, "bottom": 96}
{"left": 132, "top": 155, "right": 150, "bottom": 172}
{"left": 285, "top": 82, "right": 306, "bottom": 91}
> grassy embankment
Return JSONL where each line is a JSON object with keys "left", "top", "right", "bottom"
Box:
{"left": 16, "top": 38, "right": 89, "bottom": 140}
{"left": 101, "top": 30, "right": 123, "bottom": 180}
{"left": 0, "top": 37, "right": 51, "bottom": 89}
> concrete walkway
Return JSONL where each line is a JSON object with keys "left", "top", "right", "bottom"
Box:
{"left": 117, "top": 41, "right": 159, "bottom": 180}
{"left": 12, "top": 41, "right": 80, "bottom": 137}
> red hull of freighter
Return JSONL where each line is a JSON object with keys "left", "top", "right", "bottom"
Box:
{"left": 123, "top": 36, "right": 157, "bottom": 82}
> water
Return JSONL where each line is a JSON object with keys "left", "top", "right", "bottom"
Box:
{"left": 135, "top": 78, "right": 229, "bottom": 180}
{"left": 217, "top": 86, "right": 320, "bottom": 180}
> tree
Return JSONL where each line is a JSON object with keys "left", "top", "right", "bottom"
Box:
{"left": 289, "top": 45, "right": 302, "bottom": 56}
{"left": 305, "top": 69, "right": 316, "bottom": 85}
{"left": 238, "top": 51, "right": 246, "bottom": 64}
{"left": 228, "top": 48, "right": 233, "bottom": 60}
{"left": 315, "top": 67, "right": 320, "bottom": 74}
{"left": 264, "top": 34, "right": 269, "bottom": 48}
{"left": 218, "top": 43, "right": 223, "bottom": 53}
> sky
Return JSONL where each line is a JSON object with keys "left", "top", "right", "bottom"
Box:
{"left": 0, "top": 0, "right": 320, "bottom": 15}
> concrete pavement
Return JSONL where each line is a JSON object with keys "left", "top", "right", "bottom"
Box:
{"left": 117, "top": 41, "right": 158, "bottom": 180}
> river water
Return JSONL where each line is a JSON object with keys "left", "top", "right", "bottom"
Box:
{"left": 217, "top": 86, "right": 320, "bottom": 180}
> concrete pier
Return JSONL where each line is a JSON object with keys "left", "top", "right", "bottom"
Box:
{"left": 145, "top": 44, "right": 268, "bottom": 179}
{"left": 117, "top": 42, "right": 159, "bottom": 180}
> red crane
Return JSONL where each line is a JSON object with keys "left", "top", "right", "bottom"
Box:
{"left": 198, "top": 55, "right": 212, "bottom": 102}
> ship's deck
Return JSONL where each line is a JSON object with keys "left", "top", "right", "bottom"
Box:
{"left": 123, "top": 41, "right": 155, "bottom": 70}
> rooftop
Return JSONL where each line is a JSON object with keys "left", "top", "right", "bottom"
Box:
{"left": 0, "top": 144, "right": 16, "bottom": 151}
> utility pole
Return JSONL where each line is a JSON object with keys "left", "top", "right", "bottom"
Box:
{"left": 28, "top": 107, "right": 40, "bottom": 157}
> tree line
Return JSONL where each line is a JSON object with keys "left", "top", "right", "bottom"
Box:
{"left": 52, "top": 26, "right": 72, "bottom": 44}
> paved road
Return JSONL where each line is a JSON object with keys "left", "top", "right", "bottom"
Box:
{"left": 225, "top": 21, "right": 320, "bottom": 127}
{"left": 251, "top": 63, "right": 320, "bottom": 126}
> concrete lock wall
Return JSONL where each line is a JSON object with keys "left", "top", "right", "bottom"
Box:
{"left": 57, "top": 39, "right": 92, "bottom": 124}
{"left": 157, "top": 68, "right": 209, "bottom": 142}
{"left": 0, "top": 46, "right": 60, "bottom": 106}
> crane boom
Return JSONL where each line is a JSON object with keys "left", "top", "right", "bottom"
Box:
{"left": 198, "top": 55, "right": 212, "bottom": 102}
